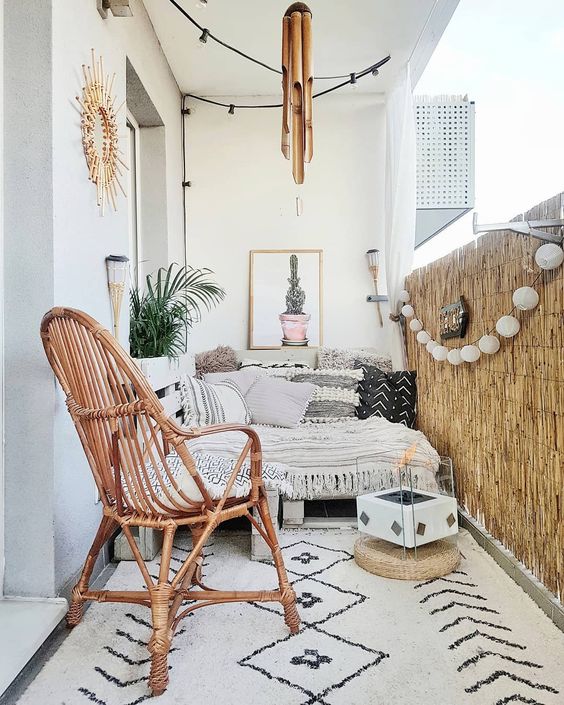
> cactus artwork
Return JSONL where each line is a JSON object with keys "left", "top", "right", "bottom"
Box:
{"left": 284, "top": 254, "right": 306, "bottom": 315}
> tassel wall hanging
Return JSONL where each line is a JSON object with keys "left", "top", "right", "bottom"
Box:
{"left": 282, "top": 3, "right": 313, "bottom": 184}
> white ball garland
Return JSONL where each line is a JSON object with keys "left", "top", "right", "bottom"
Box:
{"left": 399, "top": 290, "right": 410, "bottom": 303}
{"left": 512, "top": 286, "right": 539, "bottom": 310}
{"left": 409, "top": 319, "right": 423, "bottom": 332}
{"left": 534, "top": 243, "right": 564, "bottom": 270}
{"left": 432, "top": 345, "right": 448, "bottom": 361}
{"left": 479, "top": 335, "right": 500, "bottom": 354}
{"left": 447, "top": 349, "right": 462, "bottom": 365}
{"left": 426, "top": 339, "right": 438, "bottom": 353}
{"left": 401, "top": 304, "right": 414, "bottom": 318}
{"left": 460, "top": 345, "right": 481, "bottom": 363}
{"left": 416, "top": 330, "right": 431, "bottom": 345}
{"left": 496, "top": 315, "right": 520, "bottom": 338}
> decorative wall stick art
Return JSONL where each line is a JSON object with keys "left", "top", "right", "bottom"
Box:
{"left": 282, "top": 3, "right": 313, "bottom": 184}
{"left": 77, "top": 50, "right": 126, "bottom": 215}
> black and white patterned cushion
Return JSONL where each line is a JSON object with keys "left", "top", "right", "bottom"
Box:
{"left": 291, "top": 369, "right": 363, "bottom": 422}
{"left": 179, "top": 376, "right": 251, "bottom": 427}
{"left": 355, "top": 365, "right": 417, "bottom": 428}
{"left": 128, "top": 451, "right": 290, "bottom": 509}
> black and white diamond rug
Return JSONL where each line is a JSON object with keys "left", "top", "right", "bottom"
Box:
{"left": 16, "top": 530, "right": 564, "bottom": 705}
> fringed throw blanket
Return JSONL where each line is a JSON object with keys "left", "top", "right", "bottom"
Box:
{"left": 186, "top": 417, "right": 440, "bottom": 500}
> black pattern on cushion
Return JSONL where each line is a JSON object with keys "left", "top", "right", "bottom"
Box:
{"left": 291, "top": 369, "right": 363, "bottom": 422}
{"left": 355, "top": 365, "right": 417, "bottom": 428}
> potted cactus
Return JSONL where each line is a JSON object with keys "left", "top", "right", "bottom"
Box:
{"left": 279, "top": 254, "right": 311, "bottom": 345}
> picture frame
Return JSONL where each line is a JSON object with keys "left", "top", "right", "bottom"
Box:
{"left": 249, "top": 249, "right": 323, "bottom": 350}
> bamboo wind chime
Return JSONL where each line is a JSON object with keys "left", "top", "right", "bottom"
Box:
{"left": 282, "top": 3, "right": 313, "bottom": 185}
{"left": 77, "top": 50, "right": 127, "bottom": 215}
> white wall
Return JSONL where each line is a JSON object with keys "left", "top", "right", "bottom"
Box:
{"left": 185, "top": 94, "right": 392, "bottom": 353}
{"left": 3, "top": 0, "right": 184, "bottom": 597}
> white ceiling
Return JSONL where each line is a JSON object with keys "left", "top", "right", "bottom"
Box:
{"left": 143, "top": 0, "right": 455, "bottom": 97}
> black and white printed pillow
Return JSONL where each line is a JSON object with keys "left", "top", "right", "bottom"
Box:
{"left": 238, "top": 358, "right": 311, "bottom": 378}
{"left": 179, "top": 375, "right": 251, "bottom": 427}
{"left": 291, "top": 368, "right": 363, "bottom": 422}
{"left": 355, "top": 365, "right": 417, "bottom": 428}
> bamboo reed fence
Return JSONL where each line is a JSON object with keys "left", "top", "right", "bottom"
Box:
{"left": 406, "top": 193, "right": 564, "bottom": 600}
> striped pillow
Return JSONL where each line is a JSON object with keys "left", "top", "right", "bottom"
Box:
{"left": 179, "top": 376, "right": 251, "bottom": 427}
{"left": 291, "top": 368, "right": 363, "bottom": 422}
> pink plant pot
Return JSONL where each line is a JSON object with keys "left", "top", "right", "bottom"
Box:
{"left": 279, "top": 313, "right": 311, "bottom": 343}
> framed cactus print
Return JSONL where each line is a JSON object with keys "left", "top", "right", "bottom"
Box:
{"left": 249, "top": 250, "right": 323, "bottom": 350}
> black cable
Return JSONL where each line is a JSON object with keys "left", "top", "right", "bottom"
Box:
{"left": 167, "top": 0, "right": 390, "bottom": 81}
{"left": 185, "top": 56, "right": 391, "bottom": 111}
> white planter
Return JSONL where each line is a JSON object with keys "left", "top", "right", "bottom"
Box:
{"left": 133, "top": 353, "right": 195, "bottom": 418}
{"left": 357, "top": 488, "right": 458, "bottom": 548}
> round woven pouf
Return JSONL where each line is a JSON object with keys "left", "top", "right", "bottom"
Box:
{"left": 354, "top": 536, "right": 460, "bottom": 580}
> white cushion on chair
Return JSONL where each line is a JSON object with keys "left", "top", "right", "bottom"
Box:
{"left": 137, "top": 451, "right": 291, "bottom": 511}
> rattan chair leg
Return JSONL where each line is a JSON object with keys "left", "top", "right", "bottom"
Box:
{"left": 257, "top": 494, "right": 300, "bottom": 634}
{"left": 67, "top": 515, "right": 117, "bottom": 628}
{"left": 148, "top": 526, "right": 176, "bottom": 696}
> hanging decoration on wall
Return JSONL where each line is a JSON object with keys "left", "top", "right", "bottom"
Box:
{"left": 77, "top": 50, "right": 126, "bottom": 215}
{"left": 401, "top": 242, "right": 564, "bottom": 366}
{"left": 439, "top": 297, "right": 468, "bottom": 339}
{"left": 282, "top": 3, "right": 313, "bottom": 184}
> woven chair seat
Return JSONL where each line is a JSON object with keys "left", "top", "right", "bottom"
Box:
{"left": 136, "top": 451, "right": 291, "bottom": 510}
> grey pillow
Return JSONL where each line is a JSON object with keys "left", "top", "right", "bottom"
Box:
{"left": 245, "top": 377, "right": 315, "bottom": 428}
{"left": 204, "top": 368, "right": 261, "bottom": 396}
{"left": 291, "top": 368, "right": 363, "bottom": 422}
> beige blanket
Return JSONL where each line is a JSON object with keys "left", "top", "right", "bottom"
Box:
{"left": 187, "top": 417, "right": 440, "bottom": 500}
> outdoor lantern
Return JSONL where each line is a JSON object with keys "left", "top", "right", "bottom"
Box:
{"left": 479, "top": 335, "right": 501, "bottom": 354}
{"left": 366, "top": 249, "right": 383, "bottom": 328}
{"left": 409, "top": 319, "right": 423, "bottom": 332}
{"left": 447, "top": 349, "right": 462, "bottom": 365}
{"left": 416, "top": 330, "right": 431, "bottom": 345}
{"left": 534, "top": 243, "right": 564, "bottom": 270}
{"left": 432, "top": 345, "right": 448, "bottom": 361}
{"left": 512, "top": 286, "right": 539, "bottom": 310}
{"left": 105, "top": 254, "right": 129, "bottom": 341}
{"left": 401, "top": 304, "right": 414, "bottom": 318}
{"left": 496, "top": 315, "right": 520, "bottom": 338}
{"left": 460, "top": 345, "right": 481, "bottom": 363}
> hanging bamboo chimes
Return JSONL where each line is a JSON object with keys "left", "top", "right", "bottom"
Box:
{"left": 282, "top": 3, "right": 313, "bottom": 185}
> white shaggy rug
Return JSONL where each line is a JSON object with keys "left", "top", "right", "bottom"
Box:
{"left": 16, "top": 529, "right": 564, "bottom": 705}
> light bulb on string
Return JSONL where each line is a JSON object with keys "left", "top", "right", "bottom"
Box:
{"left": 350, "top": 73, "right": 358, "bottom": 90}
{"left": 228, "top": 104, "right": 235, "bottom": 116}
{"left": 197, "top": 28, "right": 209, "bottom": 47}
{"left": 196, "top": 0, "right": 208, "bottom": 8}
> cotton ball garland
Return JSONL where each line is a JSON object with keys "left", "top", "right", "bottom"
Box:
{"left": 399, "top": 290, "right": 410, "bottom": 303}
{"left": 447, "top": 349, "right": 462, "bottom": 365}
{"left": 432, "top": 345, "right": 448, "bottom": 361}
{"left": 401, "top": 304, "right": 414, "bottom": 318}
{"left": 426, "top": 339, "right": 439, "bottom": 353}
{"left": 416, "top": 330, "right": 431, "bottom": 345}
{"left": 409, "top": 319, "right": 423, "bottom": 332}
{"left": 496, "top": 315, "right": 520, "bottom": 338}
{"left": 460, "top": 345, "right": 481, "bottom": 363}
{"left": 534, "top": 243, "right": 564, "bottom": 270}
{"left": 479, "top": 335, "right": 500, "bottom": 354}
{"left": 512, "top": 286, "right": 539, "bottom": 311}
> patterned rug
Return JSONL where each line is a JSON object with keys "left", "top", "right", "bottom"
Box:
{"left": 16, "top": 529, "right": 564, "bottom": 705}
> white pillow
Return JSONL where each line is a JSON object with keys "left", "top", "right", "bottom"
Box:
{"left": 179, "top": 376, "right": 251, "bottom": 427}
{"left": 203, "top": 368, "right": 261, "bottom": 395}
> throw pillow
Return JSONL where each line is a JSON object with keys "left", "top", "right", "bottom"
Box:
{"left": 318, "top": 347, "right": 392, "bottom": 374}
{"left": 355, "top": 365, "right": 417, "bottom": 427}
{"left": 239, "top": 358, "right": 311, "bottom": 378}
{"left": 203, "top": 368, "right": 261, "bottom": 396}
{"left": 179, "top": 376, "right": 251, "bottom": 427}
{"left": 245, "top": 377, "right": 315, "bottom": 428}
{"left": 195, "top": 345, "right": 237, "bottom": 378}
{"left": 291, "top": 368, "right": 363, "bottom": 422}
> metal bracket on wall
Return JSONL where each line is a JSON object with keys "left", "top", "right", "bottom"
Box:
{"left": 97, "top": 0, "right": 133, "bottom": 19}
{"left": 473, "top": 212, "right": 564, "bottom": 244}
{"left": 366, "top": 295, "right": 389, "bottom": 303}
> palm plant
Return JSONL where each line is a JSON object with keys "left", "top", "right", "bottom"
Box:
{"left": 130, "top": 263, "right": 225, "bottom": 359}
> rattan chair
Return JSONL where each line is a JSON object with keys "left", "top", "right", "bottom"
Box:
{"left": 40, "top": 307, "right": 300, "bottom": 696}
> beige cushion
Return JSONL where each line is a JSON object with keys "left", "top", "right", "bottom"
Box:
{"left": 245, "top": 377, "right": 315, "bottom": 428}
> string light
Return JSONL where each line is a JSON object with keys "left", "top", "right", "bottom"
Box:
{"left": 167, "top": 0, "right": 390, "bottom": 82}
{"left": 196, "top": 0, "right": 208, "bottom": 8}
{"left": 350, "top": 73, "right": 358, "bottom": 90}
{"left": 198, "top": 28, "right": 209, "bottom": 45}
{"left": 228, "top": 104, "right": 235, "bottom": 115}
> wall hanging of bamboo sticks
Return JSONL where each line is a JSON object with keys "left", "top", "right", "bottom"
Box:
{"left": 77, "top": 50, "right": 127, "bottom": 215}
{"left": 282, "top": 3, "right": 313, "bottom": 185}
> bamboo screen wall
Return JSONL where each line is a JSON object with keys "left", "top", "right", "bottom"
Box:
{"left": 406, "top": 193, "right": 563, "bottom": 600}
